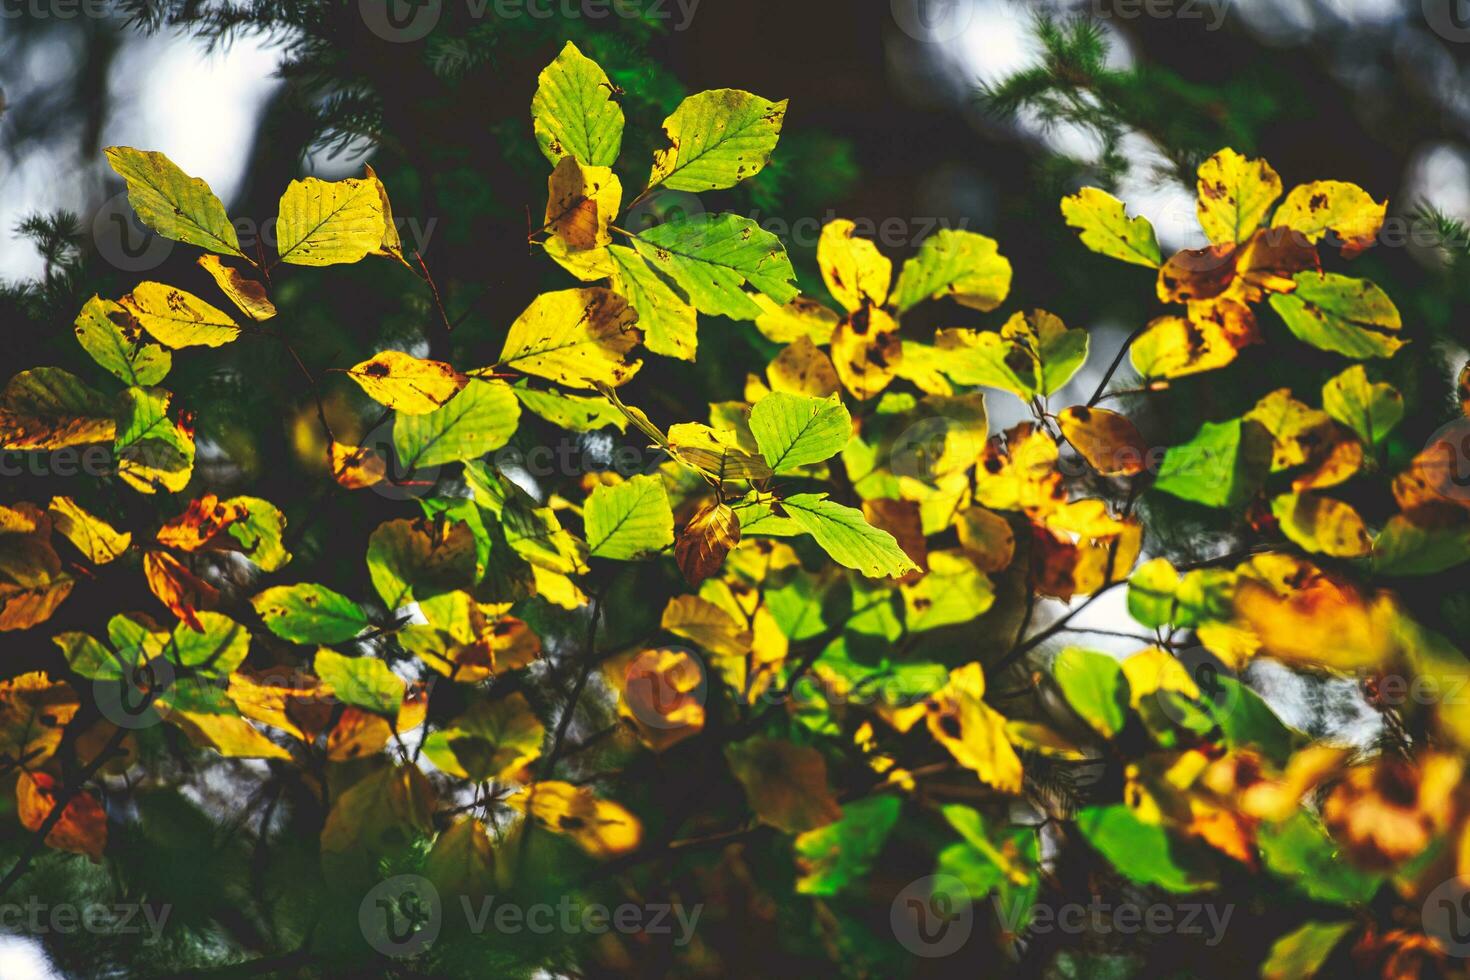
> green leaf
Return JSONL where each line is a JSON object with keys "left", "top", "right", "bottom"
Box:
{"left": 1059, "top": 187, "right": 1162, "bottom": 268}
{"left": 421, "top": 692, "right": 545, "bottom": 781}
{"left": 1269, "top": 272, "right": 1405, "bottom": 359}
{"left": 512, "top": 383, "right": 626, "bottom": 432}
{"left": 393, "top": 379, "right": 521, "bottom": 470}
{"left": 224, "top": 496, "right": 291, "bottom": 572}
{"left": 1213, "top": 677, "right": 1299, "bottom": 768}
{"left": 275, "top": 174, "right": 386, "bottom": 267}
{"left": 313, "top": 649, "right": 403, "bottom": 718}
{"left": 1260, "top": 921, "right": 1353, "bottom": 980}
{"left": 251, "top": 584, "right": 369, "bottom": 644}
{"left": 1258, "top": 812, "right": 1382, "bottom": 905}
{"left": 1372, "top": 514, "right": 1470, "bottom": 575}
{"left": 782, "top": 494, "right": 919, "bottom": 579}
{"left": 934, "top": 805, "right": 1040, "bottom": 918}
{"left": 901, "top": 550, "right": 995, "bottom": 632}
{"left": 584, "top": 474, "right": 674, "bottom": 560}
{"left": 632, "top": 213, "right": 798, "bottom": 320}
{"left": 54, "top": 632, "right": 124, "bottom": 681}
{"left": 793, "top": 795, "right": 901, "bottom": 896}
{"left": 114, "top": 387, "right": 195, "bottom": 494}
{"left": 1052, "top": 648, "right": 1129, "bottom": 738}
{"left": 1154, "top": 418, "right": 1272, "bottom": 509}
{"left": 168, "top": 612, "right": 249, "bottom": 674}
{"left": 1075, "top": 805, "right": 1218, "bottom": 892}
{"left": 1128, "top": 557, "right": 1181, "bottom": 629}
{"left": 748, "top": 392, "right": 851, "bottom": 473}
{"left": 366, "top": 518, "right": 478, "bottom": 610}
{"left": 607, "top": 244, "right": 698, "bottom": 360}
{"left": 1322, "top": 364, "right": 1403, "bottom": 446}
{"left": 532, "top": 41, "right": 625, "bottom": 168}
{"left": 890, "top": 229, "right": 1013, "bottom": 314}
{"left": 104, "top": 146, "right": 244, "bottom": 257}
{"left": 647, "top": 88, "right": 786, "bottom": 193}
{"left": 73, "top": 295, "right": 170, "bottom": 386}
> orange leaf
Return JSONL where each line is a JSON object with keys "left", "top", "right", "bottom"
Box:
{"left": 17, "top": 771, "right": 106, "bottom": 861}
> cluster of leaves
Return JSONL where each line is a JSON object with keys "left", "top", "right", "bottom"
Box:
{"left": 4, "top": 40, "right": 1470, "bottom": 979}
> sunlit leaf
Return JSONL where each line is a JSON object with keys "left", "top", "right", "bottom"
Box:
{"left": 0, "top": 368, "right": 116, "bottom": 451}
{"left": 48, "top": 496, "right": 130, "bottom": 564}
{"left": 73, "top": 295, "right": 170, "bottom": 385}
{"left": 498, "top": 287, "right": 642, "bottom": 389}
{"left": 275, "top": 172, "right": 388, "bottom": 267}
{"left": 891, "top": 228, "right": 1014, "bottom": 312}
{"left": 584, "top": 474, "right": 673, "bottom": 560}
{"left": 1196, "top": 148, "right": 1282, "bottom": 246}
{"left": 783, "top": 493, "right": 919, "bottom": 578}
{"left": 1271, "top": 493, "right": 1371, "bottom": 558}
{"left": 394, "top": 379, "right": 520, "bottom": 469}
{"left": 1058, "top": 186, "right": 1161, "bottom": 268}
{"left": 508, "top": 781, "right": 642, "bottom": 858}
{"left": 422, "top": 691, "right": 544, "bottom": 780}
{"left": 648, "top": 88, "right": 786, "bottom": 192}
{"left": 1271, "top": 179, "right": 1386, "bottom": 253}
{"left": 1154, "top": 418, "right": 1272, "bottom": 509}
{"left": 105, "top": 146, "right": 244, "bottom": 257}
{"left": 532, "top": 41, "right": 624, "bottom": 168}
{"left": 252, "top": 583, "right": 369, "bottom": 644}
{"left": 1269, "top": 272, "right": 1404, "bottom": 359}
{"left": 676, "top": 501, "right": 740, "bottom": 587}
{"left": 17, "top": 771, "right": 106, "bottom": 862}
{"left": 607, "top": 244, "right": 697, "bottom": 360}
{"left": 197, "top": 255, "right": 276, "bottom": 320}
{"left": 817, "top": 218, "right": 892, "bottom": 312}
{"left": 632, "top": 213, "right": 797, "bottom": 319}
{"left": 1321, "top": 364, "right": 1402, "bottom": 447}
{"left": 1058, "top": 406, "right": 1147, "bottom": 476}
{"left": 794, "top": 796, "right": 901, "bottom": 896}
{"left": 347, "top": 350, "right": 467, "bottom": 415}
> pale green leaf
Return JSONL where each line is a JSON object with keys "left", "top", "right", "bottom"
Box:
{"left": 747, "top": 391, "right": 851, "bottom": 473}
{"left": 584, "top": 474, "right": 673, "bottom": 560}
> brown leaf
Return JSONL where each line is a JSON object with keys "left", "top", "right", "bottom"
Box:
{"left": 17, "top": 771, "right": 106, "bottom": 861}
{"left": 725, "top": 736, "right": 842, "bottom": 833}
{"left": 143, "top": 550, "right": 219, "bottom": 631}
{"left": 675, "top": 502, "right": 740, "bottom": 587}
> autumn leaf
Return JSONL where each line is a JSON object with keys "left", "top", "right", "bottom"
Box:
{"left": 1196, "top": 148, "right": 1282, "bottom": 246}
{"left": 508, "top": 781, "right": 642, "bottom": 858}
{"left": 17, "top": 771, "right": 107, "bottom": 861}
{"left": 648, "top": 88, "right": 786, "bottom": 193}
{"left": 1058, "top": 406, "right": 1148, "bottom": 476}
{"left": 120, "top": 281, "right": 240, "bottom": 348}
{"left": 105, "top": 146, "right": 244, "bottom": 257}
{"left": 498, "top": 287, "right": 642, "bottom": 389}
{"left": 532, "top": 41, "right": 624, "bottom": 168}
{"left": 675, "top": 502, "right": 740, "bottom": 586}
{"left": 48, "top": 496, "right": 130, "bottom": 564}
{"left": 347, "top": 350, "right": 467, "bottom": 415}
{"left": 725, "top": 736, "right": 842, "bottom": 833}
{"left": 817, "top": 219, "right": 892, "bottom": 312}
{"left": 890, "top": 228, "right": 1014, "bottom": 311}
{"left": 73, "top": 295, "right": 170, "bottom": 385}
{"left": 1059, "top": 186, "right": 1162, "bottom": 269}
{"left": 275, "top": 172, "right": 389, "bottom": 267}
{"left": 197, "top": 255, "right": 276, "bottom": 320}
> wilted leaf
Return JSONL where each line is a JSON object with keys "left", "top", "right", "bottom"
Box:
{"left": 17, "top": 771, "right": 106, "bottom": 862}
{"left": 676, "top": 502, "right": 740, "bottom": 586}
{"left": 197, "top": 255, "right": 276, "bottom": 320}
{"left": 725, "top": 736, "right": 842, "bottom": 833}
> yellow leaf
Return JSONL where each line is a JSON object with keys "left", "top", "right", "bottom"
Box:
{"left": 1196, "top": 148, "right": 1282, "bottom": 246}
{"left": 545, "top": 156, "right": 622, "bottom": 251}
{"left": 1271, "top": 493, "right": 1372, "bottom": 558}
{"left": 955, "top": 506, "right": 1015, "bottom": 572}
{"left": 347, "top": 350, "right": 467, "bottom": 415}
{"left": 1059, "top": 186, "right": 1161, "bottom": 268}
{"left": 1120, "top": 647, "right": 1201, "bottom": 709}
{"left": 1233, "top": 562, "right": 1395, "bottom": 671}
{"left": 330, "top": 440, "right": 387, "bottom": 489}
{"left": 0, "top": 369, "right": 115, "bottom": 451}
{"left": 831, "top": 307, "right": 902, "bottom": 401}
{"left": 143, "top": 551, "right": 218, "bottom": 632}
{"left": 499, "top": 287, "right": 642, "bottom": 389}
{"left": 1272, "top": 180, "right": 1387, "bottom": 253}
{"left": 119, "top": 282, "right": 240, "bottom": 348}
{"left": 0, "top": 671, "right": 79, "bottom": 768}
{"left": 508, "top": 781, "right": 642, "bottom": 858}
{"left": 767, "top": 336, "right": 840, "bottom": 397}
{"left": 817, "top": 219, "right": 891, "bottom": 312}
{"left": 618, "top": 647, "right": 706, "bottom": 752}
{"left": 751, "top": 294, "right": 839, "bottom": 345}
{"left": 661, "top": 594, "right": 751, "bottom": 657}
{"left": 104, "top": 146, "right": 244, "bottom": 257}
{"left": 666, "top": 422, "right": 773, "bottom": 481}
{"left": 973, "top": 423, "right": 1063, "bottom": 516}
{"left": 48, "top": 496, "right": 131, "bottom": 564}
{"left": 275, "top": 172, "right": 388, "bottom": 266}
{"left": 923, "top": 663, "right": 1022, "bottom": 793}
{"left": 1057, "top": 406, "right": 1148, "bottom": 476}
{"left": 197, "top": 255, "right": 276, "bottom": 321}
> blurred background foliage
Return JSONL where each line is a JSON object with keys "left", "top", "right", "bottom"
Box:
{"left": 4, "top": 0, "right": 1470, "bottom": 976}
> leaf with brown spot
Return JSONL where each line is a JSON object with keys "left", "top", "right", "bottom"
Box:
{"left": 347, "top": 350, "right": 467, "bottom": 416}
{"left": 197, "top": 255, "right": 276, "bottom": 321}
{"left": 675, "top": 502, "right": 740, "bottom": 587}
{"left": 767, "top": 336, "right": 840, "bottom": 397}
{"left": 1058, "top": 406, "right": 1148, "bottom": 476}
